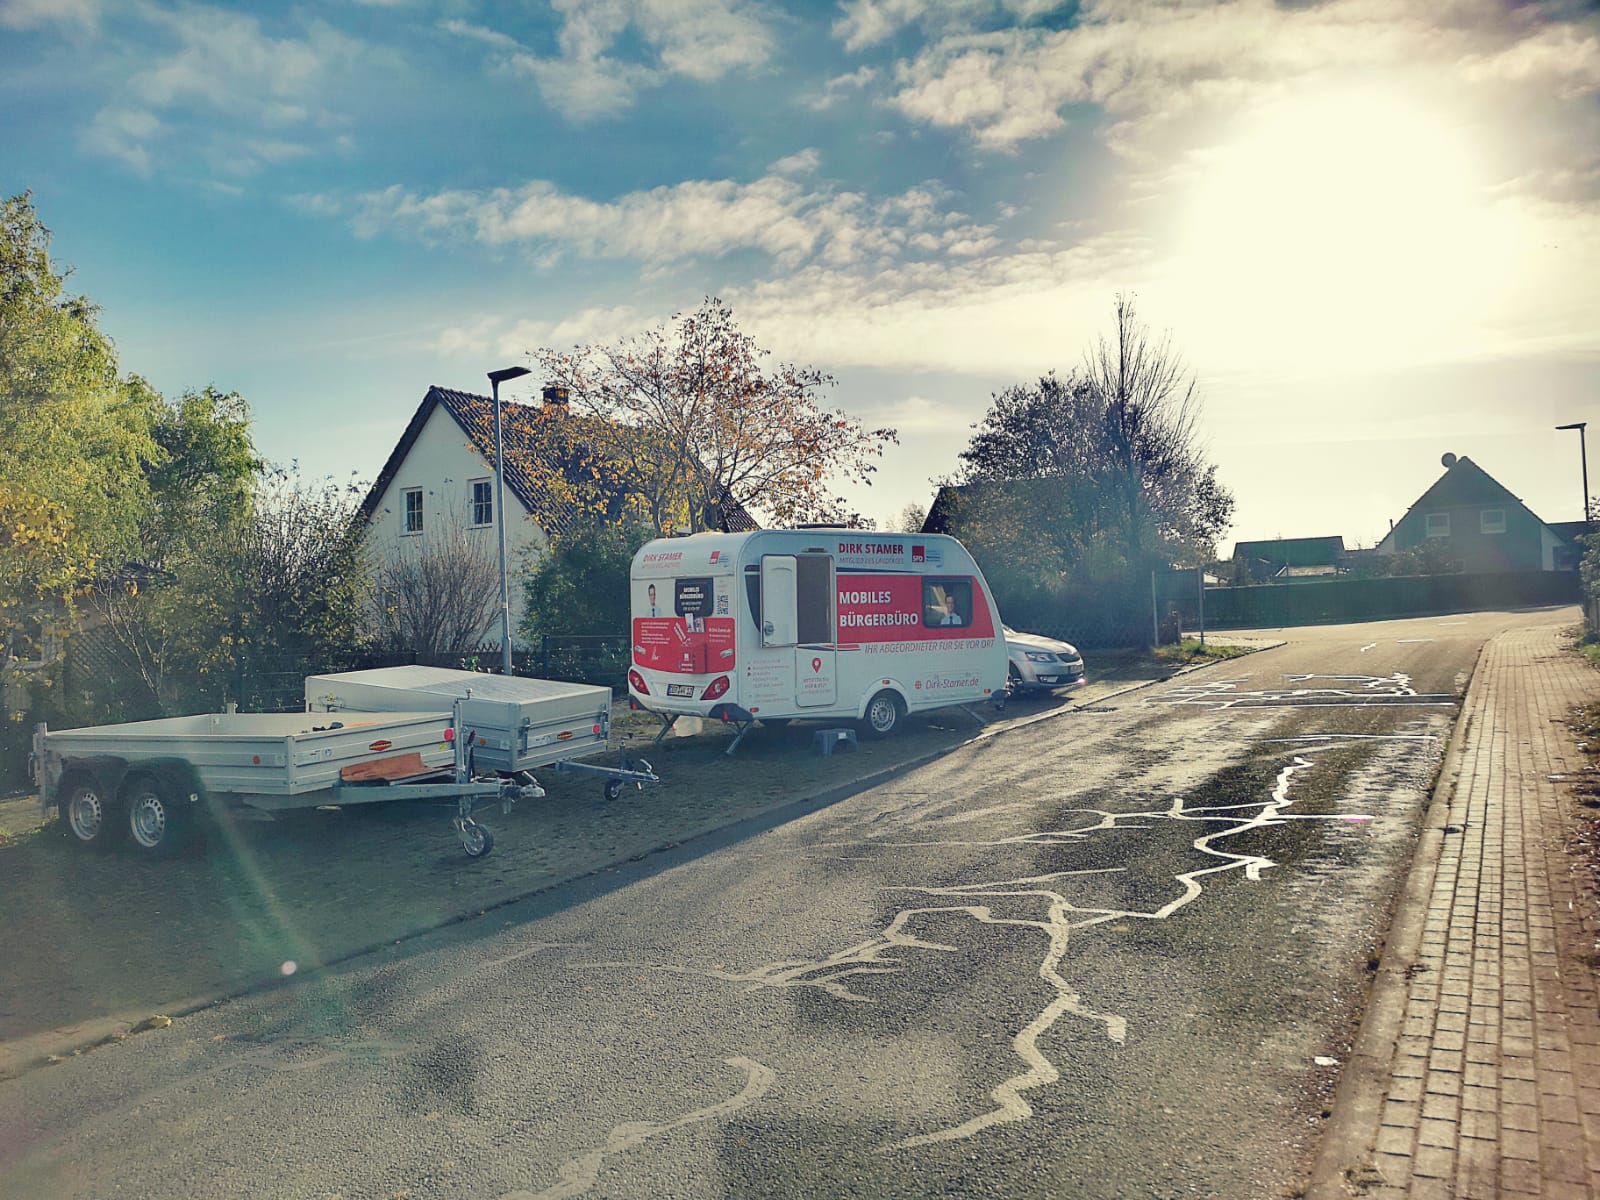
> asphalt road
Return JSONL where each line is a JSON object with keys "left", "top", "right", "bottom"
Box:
{"left": 0, "top": 609, "right": 1572, "bottom": 1200}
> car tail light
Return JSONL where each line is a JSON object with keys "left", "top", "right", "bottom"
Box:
{"left": 628, "top": 669, "right": 650, "bottom": 695}
{"left": 701, "top": 675, "right": 730, "bottom": 701}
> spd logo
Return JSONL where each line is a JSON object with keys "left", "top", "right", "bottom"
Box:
{"left": 911, "top": 545, "right": 926, "bottom": 563}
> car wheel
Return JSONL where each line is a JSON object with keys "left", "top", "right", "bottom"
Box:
{"left": 862, "top": 690, "right": 904, "bottom": 739}
{"left": 58, "top": 775, "right": 117, "bottom": 849}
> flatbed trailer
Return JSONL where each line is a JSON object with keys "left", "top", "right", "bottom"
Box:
{"left": 303, "top": 666, "right": 654, "bottom": 799}
{"left": 26, "top": 672, "right": 656, "bottom": 857}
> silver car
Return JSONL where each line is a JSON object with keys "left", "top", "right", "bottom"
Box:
{"left": 1003, "top": 625, "right": 1087, "bottom": 693}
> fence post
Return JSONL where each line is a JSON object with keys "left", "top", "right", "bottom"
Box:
{"left": 541, "top": 635, "right": 551, "bottom": 678}
{"left": 1150, "top": 572, "right": 1159, "bottom": 647}
{"left": 1197, "top": 566, "right": 1205, "bottom": 648}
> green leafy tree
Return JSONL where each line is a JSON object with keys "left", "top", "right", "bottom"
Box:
{"left": 947, "top": 296, "right": 1233, "bottom": 593}
{"left": 535, "top": 297, "right": 896, "bottom": 531}
{"left": 0, "top": 191, "right": 159, "bottom": 666}
{"left": 520, "top": 515, "right": 655, "bottom": 638}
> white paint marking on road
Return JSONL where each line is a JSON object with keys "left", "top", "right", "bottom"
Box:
{"left": 503, "top": 1057, "right": 775, "bottom": 1200}
{"left": 1148, "top": 671, "right": 1452, "bottom": 710}
{"left": 579, "top": 743, "right": 1387, "bottom": 1157}
{"left": 1254, "top": 733, "right": 1439, "bottom": 743}
{"left": 1359, "top": 644, "right": 1376, "bottom": 653}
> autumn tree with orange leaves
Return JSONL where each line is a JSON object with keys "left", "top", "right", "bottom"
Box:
{"left": 534, "top": 298, "right": 895, "bottom": 532}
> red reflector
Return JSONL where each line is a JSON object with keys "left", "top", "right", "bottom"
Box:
{"left": 444, "top": 729, "right": 455, "bottom": 742}
{"left": 592, "top": 724, "right": 602, "bottom": 735}
{"left": 368, "top": 739, "right": 392, "bottom": 752}
{"left": 558, "top": 731, "right": 573, "bottom": 741}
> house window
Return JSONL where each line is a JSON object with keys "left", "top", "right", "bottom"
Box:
{"left": 1480, "top": 509, "right": 1506, "bottom": 535}
{"left": 471, "top": 479, "right": 493, "bottom": 527}
{"left": 1425, "top": 512, "right": 1450, "bottom": 539}
{"left": 403, "top": 488, "right": 423, "bottom": 535}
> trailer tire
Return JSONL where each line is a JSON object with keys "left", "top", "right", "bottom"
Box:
{"left": 124, "top": 775, "right": 191, "bottom": 856}
{"left": 862, "top": 690, "right": 904, "bottom": 739}
{"left": 57, "top": 774, "right": 118, "bottom": 850}
{"left": 461, "top": 822, "right": 494, "bottom": 859}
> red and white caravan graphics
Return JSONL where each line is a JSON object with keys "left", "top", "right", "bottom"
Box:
{"left": 629, "top": 530, "right": 1007, "bottom": 731}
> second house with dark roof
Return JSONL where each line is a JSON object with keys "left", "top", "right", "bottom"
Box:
{"left": 1376, "top": 452, "right": 1581, "bottom": 573}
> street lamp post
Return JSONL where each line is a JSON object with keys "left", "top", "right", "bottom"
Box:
{"left": 489, "top": 365, "right": 532, "bottom": 675}
{"left": 1557, "top": 421, "right": 1591, "bottom": 524}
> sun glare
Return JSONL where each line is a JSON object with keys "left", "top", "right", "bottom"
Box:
{"left": 1174, "top": 88, "right": 1507, "bottom": 369}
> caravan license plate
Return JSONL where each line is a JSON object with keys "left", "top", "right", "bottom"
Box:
{"left": 666, "top": 683, "right": 696, "bottom": 698}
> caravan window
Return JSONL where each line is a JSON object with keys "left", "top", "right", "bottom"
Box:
{"left": 923, "top": 578, "right": 972, "bottom": 628}
{"left": 744, "top": 566, "right": 762, "bottom": 634}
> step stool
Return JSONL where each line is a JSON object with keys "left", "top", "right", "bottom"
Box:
{"left": 813, "top": 727, "right": 859, "bottom": 757}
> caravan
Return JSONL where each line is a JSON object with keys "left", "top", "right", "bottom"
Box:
{"left": 628, "top": 530, "right": 1007, "bottom": 742}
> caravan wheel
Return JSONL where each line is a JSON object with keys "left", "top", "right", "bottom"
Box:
{"left": 862, "top": 691, "right": 904, "bottom": 739}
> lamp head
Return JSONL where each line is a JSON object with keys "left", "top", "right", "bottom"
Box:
{"left": 488, "top": 365, "right": 533, "bottom": 386}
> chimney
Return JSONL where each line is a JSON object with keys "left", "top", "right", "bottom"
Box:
{"left": 542, "top": 385, "right": 569, "bottom": 407}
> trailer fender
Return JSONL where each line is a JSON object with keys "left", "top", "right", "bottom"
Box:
{"left": 119, "top": 758, "right": 209, "bottom": 810}
{"left": 46, "top": 755, "right": 130, "bottom": 810}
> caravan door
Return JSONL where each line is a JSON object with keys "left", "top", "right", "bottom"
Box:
{"left": 793, "top": 552, "right": 836, "bottom": 708}
{"left": 760, "top": 553, "right": 837, "bottom": 708}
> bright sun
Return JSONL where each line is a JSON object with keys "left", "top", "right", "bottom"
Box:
{"left": 1174, "top": 87, "right": 1507, "bottom": 369}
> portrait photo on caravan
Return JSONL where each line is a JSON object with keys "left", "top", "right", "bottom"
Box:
{"left": 628, "top": 531, "right": 1008, "bottom": 736}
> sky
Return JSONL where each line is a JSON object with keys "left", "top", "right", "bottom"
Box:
{"left": 3, "top": 0, "right": 1599, "bottom": 552}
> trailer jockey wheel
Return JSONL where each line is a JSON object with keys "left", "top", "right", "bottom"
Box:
{"left": 457, "top": 819, "right": 495, "bottom": 859}
{"left": 604, "top": 779, "right": 624, "bottom": 802}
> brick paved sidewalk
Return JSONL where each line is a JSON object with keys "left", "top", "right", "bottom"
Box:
{"left": 1310, "top": 623, "right": 1600, "bottom": 1199}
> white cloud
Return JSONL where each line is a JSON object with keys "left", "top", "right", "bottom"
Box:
{"left": 0, "top": 0, "right": 96, "bottom": 29}
{"left": 802, "top": 65, "right": 878, "bottom": 112}
{"left": 833, "top": 0, "right": 1057, "bottom": 52}
{"left": 80, "top": 6, "right": 380, "bottom": 171}
{"left": 1461, "top": 22, "right": 1600, "bottom": 96}
{"left": 770, "top": 148, "right": 821, "bottom": 176}
{"left": 447, "top": 0, "right": 773, "bottom": 121}
{"left": 319, "top": 170, "right": 997, "bottom": 271}
{"left": 433, "top": 305, "right": 648, "bottom": 359}
{"left": 80, "top": 106, "right": 163, "bottom": 173}
{"left": 879, "top": 0, "right": 1600, "bottom": 166}
{"left": 438, "top": 18, "right": 520, "bottom": 52}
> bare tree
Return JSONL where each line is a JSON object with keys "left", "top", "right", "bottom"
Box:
{"left": 1080, "top": 294, "right": 1232, "bottom": 568}
{"left": 369, "top": 509, "right": 501, "bottom": 663}
{"left": 535, "top": 297, "right": 896, "bottom": 531}
{"left": 897, "top": 502, "right": 928, "bottom": 532}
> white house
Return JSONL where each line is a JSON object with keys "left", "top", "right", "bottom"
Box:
{"left": 358, "top": 384, "right": 756, "bottom": 653}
